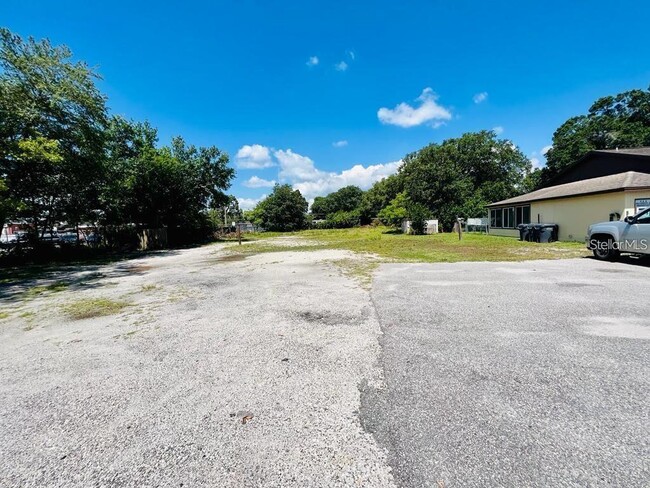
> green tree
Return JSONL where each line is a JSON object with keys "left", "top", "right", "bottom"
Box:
{"left": 101, "top": 116, "right": 159, "bottom": 227}
{"left": 255, "top": 184, "right": 308, "bottom": 231}
{"left": 398, "top": 131, "right": 530, "bottom": 229}
{"left": 326, "top": 209, "right": 361, "bottom": 228}
{"left": 358, "top": 174, "right": 402, "bottom": 224}
{"left": 101, "top": 118, "right": 234, "bottom": 236}
{"left": 168, "top": 136, "right": 234, "bottom": 230}
{"left": 0, "top": 178, "right": 13, "bottom": 231}
{"left": 8, "top": 137, "right": 63, "bottom": 239}
{"left": 541, "top": 86, "right": 650, "bottom": 186}
{"left": 310, "top": 196, "right": 330, "bottom": 220}
{"left": 0, "top": 28, "right": 107, "bottom": 235}
{"left": 310, "top": 185, "right": 364, "bottom": 220}
{"left": 377, "top": 192, "right": 409, "bottom": 229}
{"left": 408, "top": 203, "right": 430, "bottom": 235}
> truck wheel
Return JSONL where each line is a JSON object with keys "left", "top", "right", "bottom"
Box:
{"left": 593, "top": 238, "right": 619, "bottom": 261}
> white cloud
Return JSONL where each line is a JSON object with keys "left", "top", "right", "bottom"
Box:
{"left": 292, "top": 161, "right": 402, "bottom": 201}
{"left": 334, "top": 61, "right": 348, "bottom": 72}
{"left": 347, "top": 50, "right": 355, "bottom": 60}
{"left": 492, "top": 126, "right": 504, "bottom": 135}
{"left": 239, "top": 145, "right": 402, "bottom": 203}
{"left": 332, "top": 140, "right": 348, "bottom": 148}
{"left": 530, "top": 157, "right": 544, "bottom": 170}
{"left": 541, "top": 145, "right": 552, "bottom": 155}
{"left": 243, "top": 176, "right": 276, "bottom": 188}
{"left": 237, "top": 195, "right": 267, "bottom": 210}
{"left": 473, "top": 92, "right": 488, "bottom": 104}
{"left": 275, "top": 149, "right": 325, "bottom": 182}
{"left": 306, "top": 56, "right": 319, "bottom": 67}
{"left": 235, "top": 144, "right": 275, "bottom": 169}
{"left": 377, "top": 88, "right": 452, "bottom": 128}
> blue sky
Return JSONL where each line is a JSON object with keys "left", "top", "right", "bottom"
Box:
{"left": 3, "top": 1, "right": 650, "bottom": 208}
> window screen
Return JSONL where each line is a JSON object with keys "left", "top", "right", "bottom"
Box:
{"left": 495, "top": 209, "right": 503, "bottom": 227}
{"left": 504, "top": 208, "right": 515, "bottom": 228}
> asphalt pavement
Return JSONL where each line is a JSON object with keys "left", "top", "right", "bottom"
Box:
{"left": 362, "top": 258, "right": 650, "bottom": 487}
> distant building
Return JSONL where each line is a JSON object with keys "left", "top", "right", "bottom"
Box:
{"left": 236, "top": 221, "right": 257, "bottom": 233}
{"left": 488, "top": 148, "right": 650, "bottom": 241}
{"left": 1, "top": 221, "right": 29, "bottom": 238}
{"left": 402, "top": 219, "right": 439, "bottom": 234}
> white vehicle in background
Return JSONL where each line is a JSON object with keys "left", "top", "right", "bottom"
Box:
{"left": 587, "top": 207, "right": 650, "bottom": 261}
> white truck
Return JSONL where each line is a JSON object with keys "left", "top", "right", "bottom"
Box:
{"left": 587, "top": 207, "right": 650, "bottom": 260}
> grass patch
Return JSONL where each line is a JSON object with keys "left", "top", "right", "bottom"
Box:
{"left": 213, "top": 231, "right": 285, "bottom": 244}
{"left": 226, "top": 227, "right": 589, "bottom": 263}
{"left": 141, "top": 283, "right": 160, "bottom": 292}
{"left": 0, "top": 311, "right": 10, "bottom": 320}
{"left": 330, "top": 258, "right": 380, "bottom": 289}
{"left": 23, "top": 281, "right": 69, "bottom": 298}
{"left": 62, "top": 298, "right": 130, "bottom": 320}
{"left": 18, "top": 310, "right": 36, "bottom": 330}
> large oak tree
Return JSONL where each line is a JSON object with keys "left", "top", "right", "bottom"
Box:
{"left": 541, "top": 87, "right": 650, "bottom": 186}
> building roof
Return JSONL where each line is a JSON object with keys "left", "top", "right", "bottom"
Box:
{"left": 541, "top": 146, "right": 650, "bottom": 188}
{"left": 593, "top": 147, "right": 650, "bottom": 157}
{"left": 489, "top": 171, "right": 650, "bottom": 207}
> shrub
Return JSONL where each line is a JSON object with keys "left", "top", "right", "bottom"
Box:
{"left": 377, "top": 192, "right": 409, "bottom": 229}
{"left": 326, "top": 209, "right": 360, "bottom": 229}
{"left": 408, "top": 203, "right": 430, "bottom": 235}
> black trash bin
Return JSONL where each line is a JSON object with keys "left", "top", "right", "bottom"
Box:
{"left": 530, "top": 224, "right": 542, "bottom": 242}
{"left": 537, "top": 224, "right": 558, "bottom": 243}
{"left": 517, "top": 224, "right": 532, "bottom": 241}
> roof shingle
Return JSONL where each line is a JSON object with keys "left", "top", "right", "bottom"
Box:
{"left": 594, "top": 147, "right": 650, "bottom": 157}
{"left": 489, "top": 171, "right": 650, "bottom": 207}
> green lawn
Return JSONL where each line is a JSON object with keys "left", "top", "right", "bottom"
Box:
{"left": 233, "top": 227, "right": 589, "bottom": 263}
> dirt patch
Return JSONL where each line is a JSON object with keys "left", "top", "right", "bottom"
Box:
{"left": 296, "top": 310, "right": 357, "bottom": 326}
{"left": 212, "top": 254, "right": 249, "bottom": 263}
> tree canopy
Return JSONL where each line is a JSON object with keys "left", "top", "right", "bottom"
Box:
{"left": 397, "top": 131, "right": 531, "bottom": 229}
{"left": 541, "top": 86, "right": 650, "bottom": 186}
{"left": 0, "top": 28, "right": 107, "bottom": 238}
{"left": 0, "top": 28, "right": 234, "bottom": 248}
{"left": 252, "top": 184, "right": 308, "bottom": 232}
{"left": 311, "top": 185, "right": 364, "bottom": 219}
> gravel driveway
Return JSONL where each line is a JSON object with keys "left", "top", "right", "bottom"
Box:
{"left": 0, "top": 243, "right": 395, "bottom": 487}
{"left": 363, "top": 258, "right": 650, "bottom": 487}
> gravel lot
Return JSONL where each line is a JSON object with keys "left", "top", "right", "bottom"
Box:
{"left": 363, "top": 258, "right": 650, "bottom": 487}
{"left": 0, "top": 242, "right": 395, "bottom": 487}
{"left": 2, "top": 245, "right": 649, "bottom": 488}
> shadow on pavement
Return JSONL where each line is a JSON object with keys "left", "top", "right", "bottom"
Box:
{"left": 0, "top": 249, "right": 181, "bottom": 304}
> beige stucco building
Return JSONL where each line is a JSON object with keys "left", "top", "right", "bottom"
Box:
{"left": 488, "top": 171, "right": 650, "bottom": 242}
